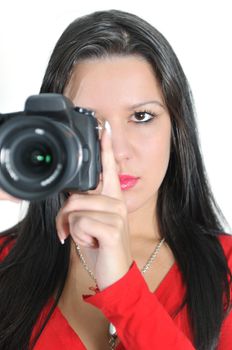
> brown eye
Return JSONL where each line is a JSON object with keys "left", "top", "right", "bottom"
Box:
{"left": 131, "top": 111, "right": 155, "bottom": 123}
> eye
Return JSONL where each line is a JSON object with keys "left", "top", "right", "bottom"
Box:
{"left": 131, "top": 110, "right": 156, "bottom": 123}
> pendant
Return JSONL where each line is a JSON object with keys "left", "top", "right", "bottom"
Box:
{"left": 109, "top": 322, "right": 117, "bottom": 337}
{"left": 109, "top": 322, "right": 117, "bottom": 349}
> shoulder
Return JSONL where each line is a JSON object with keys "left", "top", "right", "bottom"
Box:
{"left": 217, "top": 233, "right": 232, "bottom": 268}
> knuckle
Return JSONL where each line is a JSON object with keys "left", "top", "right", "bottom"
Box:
{"left": 111, "top": 228, "right": 121, "bottom": 242}
{"left": 69, "top": 214, "right": 87, "bottom": 230}
{"left": 115, "top": 215, "right": 124, "bottom": 231}
{"left": 78, "top": 216, "right": 87, "bottom": 227}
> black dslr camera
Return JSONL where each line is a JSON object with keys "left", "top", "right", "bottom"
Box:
{"left": 0, "top": 94, "right": 101, "bottom": 200}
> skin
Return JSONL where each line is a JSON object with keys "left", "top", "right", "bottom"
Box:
{"left": 56, "top": 55, "right": 173, "bottom": 290}
{"left": 0, "top": 189, "right": 21, "bottom": 202}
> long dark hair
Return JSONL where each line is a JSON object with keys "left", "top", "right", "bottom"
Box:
{"left": 0, "top": 10, "right": 231, "bottom": 350}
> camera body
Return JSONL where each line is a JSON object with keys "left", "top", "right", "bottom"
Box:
{"left": 0, "top": 94, "right": 101, "bottom": 200}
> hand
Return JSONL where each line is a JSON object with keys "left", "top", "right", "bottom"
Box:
{"left": 56, "top": 126, "right": 133, "bottom": 290}
{"left": 0, "top": 189, "right": 21, "bottom": 202}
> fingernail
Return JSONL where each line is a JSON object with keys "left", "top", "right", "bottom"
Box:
{"left": 58, "top": 233, "right": 65, "bottom": 245}
{"left": 104, "top": 121, "right": 111, "bottom": 135}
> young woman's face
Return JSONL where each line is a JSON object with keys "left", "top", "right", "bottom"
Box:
{"left": 65, "top": 56, "right": 171, "bottom": 214}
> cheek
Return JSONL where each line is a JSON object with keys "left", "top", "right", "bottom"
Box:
{"left": 138, "top": 125, "right": 171, "bottom": 163}
{"left": 138, "top": 128, "right": 171, "bottom": 183}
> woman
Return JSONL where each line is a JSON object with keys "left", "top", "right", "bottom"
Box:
{"left": 0, "top": 9, "right": 231, "bottom": 350}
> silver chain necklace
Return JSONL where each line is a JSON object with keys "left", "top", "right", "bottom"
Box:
{"left": 76, "top": 237, "right": 165, "bottom": 349}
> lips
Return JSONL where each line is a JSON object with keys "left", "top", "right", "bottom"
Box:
{"left": 119, "top": 174, "right": 139, "bottom": 190}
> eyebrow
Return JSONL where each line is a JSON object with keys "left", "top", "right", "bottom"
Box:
{"left": 130, "top": 100, "right": 165, "bottom": 109}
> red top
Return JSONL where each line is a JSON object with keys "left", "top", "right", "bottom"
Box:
{"left": 1, "top": 234, "right": 232, "bottom": 349}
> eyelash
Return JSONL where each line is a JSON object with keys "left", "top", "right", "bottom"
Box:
{"left": 131, "top": 110, "right": 157, "bottom": 123}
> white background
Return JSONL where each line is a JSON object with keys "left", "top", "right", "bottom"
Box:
{"left": 0, "top": 0, "right": 231, "bottom": 232}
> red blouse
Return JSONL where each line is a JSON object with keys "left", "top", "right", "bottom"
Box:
{"left": 1, "top": 234, "right": 232, "bottom": 349}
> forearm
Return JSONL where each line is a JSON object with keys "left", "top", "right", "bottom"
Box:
{"left": 85, "top": 262, "right": 195, "bottom": 349}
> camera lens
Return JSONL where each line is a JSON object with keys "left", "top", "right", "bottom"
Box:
{"left": 0, "top": 116, "right": 83, "bottom": 200}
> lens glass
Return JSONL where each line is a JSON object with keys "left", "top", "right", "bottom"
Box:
{"left": 26, "top": 146, "right": 52, "bottom": 170}
{"left": 14, "top": 140, "right": 55, "bottom": 179}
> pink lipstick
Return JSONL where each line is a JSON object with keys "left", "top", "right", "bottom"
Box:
{"left": 119, "top": 174, "right": 139, "bottom": 191}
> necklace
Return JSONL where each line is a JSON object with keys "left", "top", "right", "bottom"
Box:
{"left": 76, "top": 237, "right": 165, "bottom": 349}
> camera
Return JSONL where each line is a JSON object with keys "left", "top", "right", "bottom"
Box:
{"left": 0, "top": 94, "right": 101, "bottom": 200}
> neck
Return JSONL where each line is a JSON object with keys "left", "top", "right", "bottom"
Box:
{"left": 128, "top": 197, "right": 160, "bottom": 242}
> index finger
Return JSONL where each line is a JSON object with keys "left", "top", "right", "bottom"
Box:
{"left": 100, "top": 122, "right": 122, "bottom": 200}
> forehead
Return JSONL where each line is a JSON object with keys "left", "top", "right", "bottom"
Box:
{"left": 64, "top": 55, "right": 164, "bottom": 109}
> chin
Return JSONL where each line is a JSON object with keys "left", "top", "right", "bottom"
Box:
{"left": 122, "top": 193, "right": 142, "bottom": 214}
{"left": 123, "top": 190, "right": 157, "bottom": 214}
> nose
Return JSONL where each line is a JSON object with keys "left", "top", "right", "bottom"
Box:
{"left": 109, "top": 122, "right": 133, "bottom": 164}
